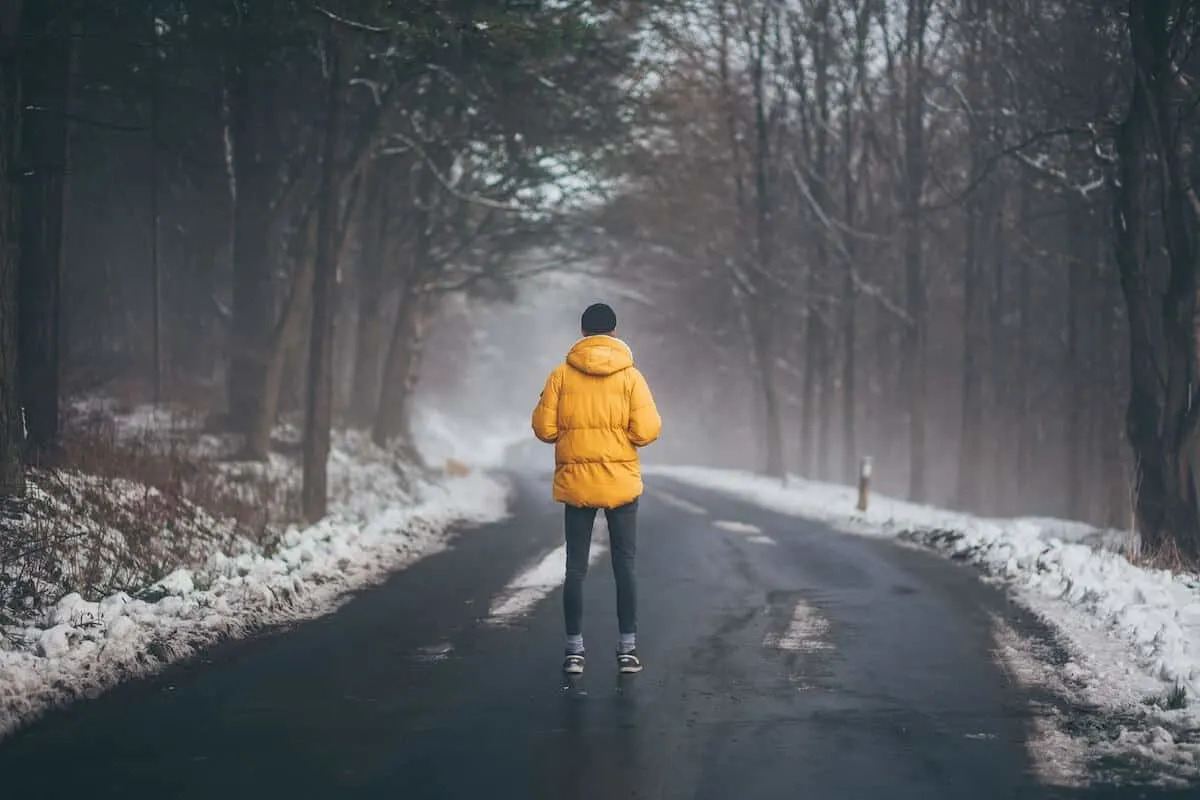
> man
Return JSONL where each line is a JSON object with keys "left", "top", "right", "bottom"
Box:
{"left": 531, "top": 302, "right": 662, "bottom": 675}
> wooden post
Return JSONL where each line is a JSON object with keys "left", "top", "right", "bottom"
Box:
{"left": 857, "top": 456, "right": 872, "bottom": 512}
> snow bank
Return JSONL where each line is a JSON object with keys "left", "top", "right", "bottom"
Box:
{"left": 647, "top": 465, "right": 1200, "bottom": 781}
{"left": 0, "top": 408, "right": 511, "bottom": 741}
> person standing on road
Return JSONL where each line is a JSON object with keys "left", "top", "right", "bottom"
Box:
{"left": 531, "top": 302, "right": 662, "bottom": 675}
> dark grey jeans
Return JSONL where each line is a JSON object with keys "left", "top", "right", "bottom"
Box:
{"left": 563, "top": 499, "right": 638, "bottom": 638}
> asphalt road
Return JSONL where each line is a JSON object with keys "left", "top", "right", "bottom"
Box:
{"left": 0, "top": 473, "right": 1193, "bottom": 799}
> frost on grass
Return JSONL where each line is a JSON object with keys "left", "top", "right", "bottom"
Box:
{"left": 0, "top": 470, "right": 248, "bottom": 616}
{"left": 646, "top": 464, "right": 1200, "bottom": 782}
{"left": 0, "top": 401, "right": 510, "bottom": 741}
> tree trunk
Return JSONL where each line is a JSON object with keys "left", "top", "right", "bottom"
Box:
{"left": 1113, "top": 0, "right": 1200, "bottom": 560}
{"left": 148, "top": 0, "right": 163, "bottom": 402}
{"left": 956, "top": 190, "right": 984, "bottom": 510}
{"left": 372, "top": 157, "right": 433, "bottom": 452}
{"left": 247, "top": 213, "right": 316, "bottom": 459}
{"left": 801, "top": 300, "right": 823, "bottom": 477}
{"left": 373, "top": 282, "right": 437, "bottom": 458}
{"left": 980, "top": 185, "right": 1005, "bottom": 515}
{"left": 715, "top": 0, "right": 781, "bottom": 478}
{"left": 351, "top": 165, "right": 390, "bottom": 426}
{"left": 805, "top": 0, "right": 832, "bottom": 482}
{"left": 901, "top": 0, "right": 929, "bottom": 502}
{"left": 1000, "top": 181, "right": 1026, "bottom": 513}
{"left": 225, "top": 25, "right": 274, "bottom": 435}
{"left": 373, "top": 277, "right": 424, "bottom": 452}
{"left": 750, "top": 3, "right": 784, "bottom": 480}
{"left": 955, "top": 3, "right": 985, "bottom": 511}
{"left": 301, "top": 28, "right": 342, "bottom": 524}
{"left": 840, "top": 2, "right": 874, "bottom": 486}
{"left": 57, "top": 13, "right": 78, "bottom": 389}
{"left": 17, "top": 0, "right": 69, "bottom": 459}
{"left": 751, "top": 312, "right": 785, "bottom": 479}
{"left": 396, "top": 294, "right": 434, "bottom": 465}
{"left": 0, "top": 0, "right": 24, "bottom": 498}
{"left": 840, "top": 99, "right": 857, "bottom": 486}
{"left": 1065, "top": 198, "right": 1089, "bottom": 520}
{"left": 248, "top": 170, "right": 364, "bottom": 456}
{"left": 1098, "top": 244, "right": 1130, "bottom": 529}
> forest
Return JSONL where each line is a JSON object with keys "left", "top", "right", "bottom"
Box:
{"left": 0, "top": 0, "right": 1198, "bottom": 562}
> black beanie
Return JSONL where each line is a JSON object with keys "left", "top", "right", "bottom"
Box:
{"left": 581, "top": 303, "right": 617, "bottom": 335}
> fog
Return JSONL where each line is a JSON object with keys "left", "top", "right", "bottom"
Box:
{"left": 0, "top": 0, "right": 1149, "bottom": 536}
{"left": 412, "top": 272, "right": 606, "bottom": 469}
{"left": 410, "top": 263, "right": 1079, "bottom": 522}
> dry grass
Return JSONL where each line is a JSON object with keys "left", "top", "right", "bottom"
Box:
{"left": 1127, "top": 535, "right": 1198, "bottom": 573}
{"left": 57, "top": 412, "right": 292, "bottom": 537}
{"left": 0, "top": 470, "right": 238, "bottom": 613}
{"left": 0, "top": 407, "right": 294, "bottom": 616}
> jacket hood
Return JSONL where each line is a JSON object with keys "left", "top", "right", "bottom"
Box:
{"left": 566, "top": 335, "right": 634, "bottom": 377}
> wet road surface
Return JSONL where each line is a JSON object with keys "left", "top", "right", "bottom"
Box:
{"left": 0, "top": 473, "right": 1193, "bottom": 798}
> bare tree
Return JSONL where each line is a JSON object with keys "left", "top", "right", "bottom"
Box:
{"left": 301, "top": 25, "right": 344, "bottom": 522}
{"left": 224, "top": 7, "right": 276, "bottom": 440}
{"left": 800, "top": 0, "right": 834, "bottom": 481}
{"left": 604, "top": 0, "right": 1137, "bottom": 527}
{"left": 373, "top": 162, "right": 434, "bottom": 457}
{"left": 149, "top": 0, "right": 164, "bottom": 403}
{"left": 0, "top": 0, "right": 23, "bottom": 498}
{"left": 897, "top": 0, "right": 931, "bottom": 502}
{"left": 954, "top": 0, "right": 986, "bottom": 510}
{"left": 837, "top": 0, "right": 871, "bottom": 484}
{"left": 17, "top": 0, "right": 71, "bottom": 458}
{"left": 349, "top": 161, "right": 393, "bottom": 426}
{"left": 1112, "top": 0, "right": 1200, "bottom": 559}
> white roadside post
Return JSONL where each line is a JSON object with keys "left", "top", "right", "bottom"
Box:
{"left": 857, "top": 456, "right": 872, "bottom": 513}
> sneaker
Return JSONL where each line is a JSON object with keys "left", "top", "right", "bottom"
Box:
{"left": 563, "top": 653, "right": 586, "bottom": 675}
{"left": 617, "top": 650, "right": 642, "bottom": 674}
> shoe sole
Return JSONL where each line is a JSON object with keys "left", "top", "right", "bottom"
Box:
{"left": 618, "top": 664, "right": 642, "bottom": 674}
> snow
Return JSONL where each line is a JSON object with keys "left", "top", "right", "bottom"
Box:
{"left": 989, "top": 613, "right": 1090, "bottom": 787}
{"left": 712, "top": 519, "right": 762, "bottom": 535}
{"left": 763, "top": 598, "right": 832, "bottom": 653}
{"left": 0, "top": 404, "right": 511, "bottom": 741}
{"left": 647, "top": 464, "right": 1200, "bottom": 784}
{"left": 651, "top": 489, "right": 709, "bottom": 516}
{"left": 487, "top": 531, "right": 608, "bottom": 624}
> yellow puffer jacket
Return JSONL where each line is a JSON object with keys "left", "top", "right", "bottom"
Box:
{"left": 531, "top": 335, "right": 662, "bottom": 508}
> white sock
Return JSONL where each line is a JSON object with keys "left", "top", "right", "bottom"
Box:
{"left": 566, "top": 634, "right": 584, "bottom": 655}
{"left": 618, "top": 633, "right": 636, "bottom": 654}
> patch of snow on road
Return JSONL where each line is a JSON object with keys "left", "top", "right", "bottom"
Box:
{"left": 0, "top": 416, "right": 511, "bottom": 741}
{"left": 651, "top": 490, "right": 708, "bottom": 516}
{"left": 713, "top": 520, "right": 762, "bottom": 535}
{"left": 647, "top": 464, "right": 1200, "bottom": 779}
{"left": 411, "top": 642, "right": 455, "bottom": 663}
{"left": 487, "top": 535, "right": 608, "bottom": 624}
{"left": 988, "top": 614, "right": 1089, "bottom": 788}
{"left": 764, "top": 598, "right": 832, "bottom": 653}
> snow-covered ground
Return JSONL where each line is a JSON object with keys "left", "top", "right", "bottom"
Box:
{"left": 0, "top": 401, "right": 510, "bottom": 740}
{"left": 646, "top": 465, "right": 1200, "bottom": 785}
